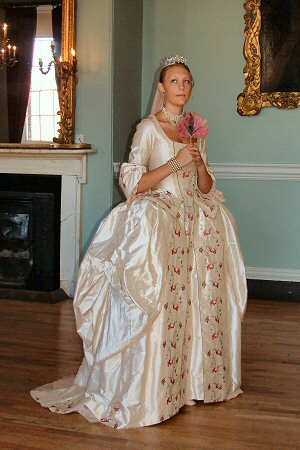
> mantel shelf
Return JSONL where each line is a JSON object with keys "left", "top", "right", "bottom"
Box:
{"left": 0, "top": 146, "right": 97, "bottom": 184}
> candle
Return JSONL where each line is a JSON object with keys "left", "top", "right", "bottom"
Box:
{"left": 71, "top": 48, "right": 76, "bottom": 58}
{"left": 39, "top": 57, "right": 42, "bottom": 65}
{"left": 3, "top": 23, "right": 7, "bottom": 41}
{"left": 7, "top": 44, "right": 11, "bottom": 57}
{"left": 13, "top": 46, "right": 16, "bottom": 57}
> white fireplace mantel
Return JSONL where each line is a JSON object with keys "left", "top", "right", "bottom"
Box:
{"left": 0, "top": 146, "right": 96, "bottom": 297}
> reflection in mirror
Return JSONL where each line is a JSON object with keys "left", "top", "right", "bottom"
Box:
{"left": 0, "top": 1, "right": 62, "bottom": 143}
{"left": 0, "top": 0, "right": 76, "bottom": 145}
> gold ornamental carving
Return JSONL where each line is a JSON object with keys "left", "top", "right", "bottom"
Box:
{"left": 53, "top": 0, "right": 77, "bottom": 144}
{"left": 237, "top": 0, "right": 300, "bottom": 116}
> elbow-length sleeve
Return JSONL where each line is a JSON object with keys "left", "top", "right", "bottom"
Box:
{"left": 119, "top": 119, "right": 154, "bottom": 200}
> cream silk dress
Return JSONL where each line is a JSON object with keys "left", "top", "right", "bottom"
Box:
{"left": 31, "top": 115, "right": 247, "bottom": 429}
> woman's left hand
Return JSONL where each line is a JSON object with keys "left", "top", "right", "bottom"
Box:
{"left": 193, "top": 146, "right": 204, "bottom": 168}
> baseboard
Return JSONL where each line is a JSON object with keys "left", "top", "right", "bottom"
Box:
{"left": 246, "top": 266, "right": 300, "bottom": 283}
{"left": 247, "top": 279, "right": 300, "bottom": 302}
{"left": 0, "top": 288, "right": 70, "bottom": 303}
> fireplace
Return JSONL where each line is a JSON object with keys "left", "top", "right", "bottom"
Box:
{"left": 0, "top": 174, "right": 61, "bottom": 292}
{"left": 0, "top": 145, "right": 96, "bottom": 301}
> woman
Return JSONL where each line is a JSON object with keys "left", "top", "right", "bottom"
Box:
{"left": 31, "top": 56, "right": 247, "bottom": 429}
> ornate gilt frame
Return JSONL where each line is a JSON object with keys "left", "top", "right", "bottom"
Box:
{"left": 237, "top": 0, "right": 300, "bottom": 116}
{"left": 53, "top": 0, "right": 77, "bottom": 144}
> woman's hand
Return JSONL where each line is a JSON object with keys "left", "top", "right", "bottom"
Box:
{"left": 176, "top": 143, "right": 204, "bottom": 168}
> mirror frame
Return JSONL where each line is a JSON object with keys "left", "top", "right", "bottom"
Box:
{"left": 53, "top": 0, "right": 77, "bottom": 144}
{"left": 237, "top": 0, "right": 300, "bottom": 116}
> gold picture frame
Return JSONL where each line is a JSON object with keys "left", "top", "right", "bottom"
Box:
{"left": 237, "top": 0, "right": 300, "bottom": 116}
{"left": 53, "top": 0, "right": 77, "bottom": 144}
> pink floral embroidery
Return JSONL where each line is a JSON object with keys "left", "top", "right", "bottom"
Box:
{"left": 203, "top": 228, "right": 211, "bottom": 236}
{"left": 175, "top": 228, "right": 181, "bottom": 236}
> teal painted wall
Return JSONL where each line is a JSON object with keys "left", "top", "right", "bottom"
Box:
{"left": 142, "top": 0, "right": 300, "bottom": 271}
{"left": 76, "top": 0, "right": 113, "bottom": 252}
{"left": 76, "top": 0, "right": 300, "bottom": 272}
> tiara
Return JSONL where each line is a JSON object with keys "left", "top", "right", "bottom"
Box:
{"left": 163, "top": 55, "right": 188, "bottom": 68}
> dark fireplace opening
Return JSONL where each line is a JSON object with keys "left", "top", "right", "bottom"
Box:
{"left": 0, "top": 174, "right": 61, "bottom": 292}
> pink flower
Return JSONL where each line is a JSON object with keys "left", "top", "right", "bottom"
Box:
{"left": 178, "top": 112, "right": 209, "bottom": 139}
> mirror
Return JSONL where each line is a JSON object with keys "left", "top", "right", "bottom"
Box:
{"left": 0, "top": 0, "right": 76, "bottom": 144}
{"left": 238, "top": 0, "right": 300, "bottom": 116}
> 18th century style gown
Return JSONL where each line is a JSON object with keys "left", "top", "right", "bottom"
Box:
{"left": 31, "top": 115, "right": 247, "bottom": 429}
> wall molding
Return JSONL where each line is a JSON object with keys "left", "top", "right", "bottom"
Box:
{"left": 246, "top": 266, "right": 300, "bottom": 283}
{"left": 211, "top": 162, "right": 300, "bottom": 181}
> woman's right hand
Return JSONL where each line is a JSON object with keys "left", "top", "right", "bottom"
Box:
{"left": 175, "top": 143, "right": 201, "bottom": 168}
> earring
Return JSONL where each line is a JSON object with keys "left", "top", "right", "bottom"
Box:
{"left": 161, "top": 91, "right": 166, "bottom": 107}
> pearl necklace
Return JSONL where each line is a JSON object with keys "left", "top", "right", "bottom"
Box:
{"left": 162, "top": 107, "right": 184, "bottom": 126}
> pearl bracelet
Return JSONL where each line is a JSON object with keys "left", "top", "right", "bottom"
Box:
{"left": 167, "top": 157, "right": 182, "bottom": 173}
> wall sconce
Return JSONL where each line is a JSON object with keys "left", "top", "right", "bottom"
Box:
{"left": 0, "top": 22, "right": 17, "bottom": 68}
{"left": 38, "top": 40, "right": 60, "bottom": 75}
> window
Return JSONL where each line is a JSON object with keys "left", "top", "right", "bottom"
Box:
{"left": 23, "top": 38, "right": 59, "bottom": 142}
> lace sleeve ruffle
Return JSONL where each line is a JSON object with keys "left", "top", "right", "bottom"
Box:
{"left": 119, "top": 163, "right": 149, "bottom": 200}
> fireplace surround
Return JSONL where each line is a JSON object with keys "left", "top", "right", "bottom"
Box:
{"left": 0, "top": 145, "right": 96, "bottom": 301}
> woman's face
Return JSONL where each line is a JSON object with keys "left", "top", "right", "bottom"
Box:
{"left": 158, "top": 65, "right": 193, "bottom": 111}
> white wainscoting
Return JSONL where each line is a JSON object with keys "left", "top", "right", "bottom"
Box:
{"left": 212, "top": 162, "right": 300, "bottom": 181}
{"left": 211, "top": 162, "right": 300, "bottom": 282}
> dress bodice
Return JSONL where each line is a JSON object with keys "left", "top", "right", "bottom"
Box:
{"left": 139, "top": 115, "right": 197, "bottom": 200}
{"left": 119, "top": 114, "right": 218, "bottom": 210}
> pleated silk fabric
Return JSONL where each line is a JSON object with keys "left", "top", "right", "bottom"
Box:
{"left": 31, "top": 115, "right": 247, "bottom": 429}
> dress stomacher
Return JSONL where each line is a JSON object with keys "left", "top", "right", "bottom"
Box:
{"left": 30, "top": 115, "right": 247, "bottom": 429}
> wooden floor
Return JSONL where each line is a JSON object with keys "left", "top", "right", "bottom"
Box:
{"left": 0, "top": 298, "right": 299, "bottom": 450}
